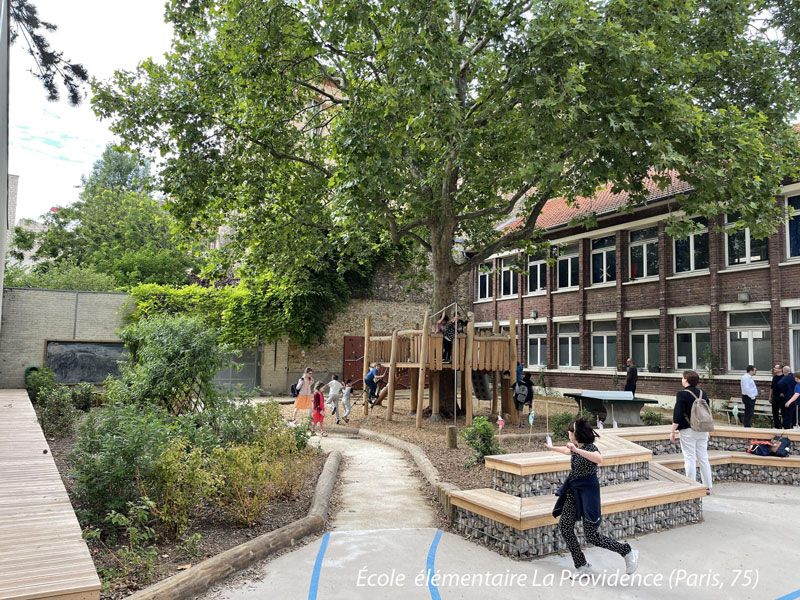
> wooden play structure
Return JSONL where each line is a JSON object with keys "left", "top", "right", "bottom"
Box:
{"left": 362, "top": 309, "right": 519, "bottom": 428}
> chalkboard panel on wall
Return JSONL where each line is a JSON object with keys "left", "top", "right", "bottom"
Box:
{"left": 46, "top": 341, "right": 129, "bottom": 384}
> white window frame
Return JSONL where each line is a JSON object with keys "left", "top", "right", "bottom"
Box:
{"left": 477, "top": 261, "right": 493, "bottom": 301}
{"left": 727, "top": 311, "right": 771, "bottom": 372}
{"left": 557, "top": 245, "right": 579, "bottom": 290}
{"left": 500, "top": 257, "right": 519, "bottom": 298}
{"left": 724, "top": 214, "right": 768, "bottom": 267}
{"left": 786, "top": 196, "right": 800, "bottom": 260}
{"left": 628, "top": 227, "right": 659, "bottom": 280}
{"left": 790, "top": 309, "right": 800, "bottom": 369}
{"left": 526, "top": 324, "right": 547, "bottom": 368}
{"left": 527, "top": 257, "right": 547, "bottom": 294}
{"left": 557, "top": 323, "right": 580, "bottom": 368}
{"left": 672, "top": 220, "right": 709, "bottom": 274}
{"left": 590, "top": 235, "right": 617, "bottom": 285}
{"left": 674, "top": 315, "right": 711, "bottom": 371}
{"left": 590, "top": 321, "right": 617, "bottom": 369}
{"left": 629, "top": 318, "right": 660, "bottom": 372}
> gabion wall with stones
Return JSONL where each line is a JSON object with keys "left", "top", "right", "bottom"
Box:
{"left": 675, "top": 464, "right": 800, "bottom": 486}
{"left": 453, "top": 498, "right": 702, "bottom": 559}
{"left": 492, "top": 462, "right": 650, "bottom": 497}
{"left": 634, "top": 437, "right": 799, "bottom": 456}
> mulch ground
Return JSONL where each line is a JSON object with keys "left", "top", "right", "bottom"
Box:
{"left": 47, "top": 413, "right": 327, "bottom": 600}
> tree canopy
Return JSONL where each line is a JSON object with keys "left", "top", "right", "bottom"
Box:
{"left": 94, "top": 0, "right": 800, "bottom": 309}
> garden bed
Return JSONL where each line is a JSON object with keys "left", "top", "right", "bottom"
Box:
{"left": 47, "top": 411, "right": 327, "bottom": 600}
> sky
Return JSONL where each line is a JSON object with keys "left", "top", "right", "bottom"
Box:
{"left": 9, "top": 0, "right": 173, "bottom": 221}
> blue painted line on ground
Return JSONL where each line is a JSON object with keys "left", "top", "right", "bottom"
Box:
{"left": 308, "top": 532, "right": 331, "bottom": 600}
{"left": 426, "top": 528, "right": 443, "bottom": 600}
{"left": 776, "top": 589, "right": 800, "bottom": 600}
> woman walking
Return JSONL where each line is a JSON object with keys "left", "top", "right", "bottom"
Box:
{"left": 670, "top": 369, "right": 713, "bottom": 494}
{"left": 292, "top": 367, "right": 314, "bottom": 422}
{"left": 548, "top": 417, "right": 639, "bottom": 577}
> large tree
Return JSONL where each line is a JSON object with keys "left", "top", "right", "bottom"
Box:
{"left": 94, "top": 0, "right": 800, "bottom": 312}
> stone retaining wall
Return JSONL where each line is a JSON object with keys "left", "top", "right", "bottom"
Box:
{"left": 492, "top": 462, "right": 650, "bottom": 497}
{"left": 677, "top": 465, "right": 800, "bottom": 486}
{"left": 634, "top": 436, "right": 799, "bottom": 456}
{"left": 454, "top": 498, "right": 702, "bottom": 559}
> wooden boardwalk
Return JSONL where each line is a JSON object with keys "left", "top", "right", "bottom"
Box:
{"left": 0, "top": 390, "right": 100, "bottom": 600}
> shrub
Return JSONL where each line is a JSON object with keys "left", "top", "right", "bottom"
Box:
{"left": 25, "top": 367, "right": 56, "bottom": 404}
{"left": 150, "top": 438, "right": 216, "bottom": 538}
{"left": 551, "top": 410, "right": 593, "bottom": 441}
{"left": 104, "top": 497, "right": 159, "bottom": 584}
{"left": 210, "top": 444, "right": 273, "bottom": 527}
{"left": 461, "top": 416, "right": 502, "bottom": 465}
{"left": 752, "top": 415, "right": 773, "bottom": 429}
{"left": 266, "top": 453, "right": 313, "bottom": 500}
{"left": 642, "top": 409, "right": 664, "bottom": 426}
{"left": 71, "top": 403, "right": 175, "bottom": 518}
{"left": 5, "top": 261, "right": 118, "bottom": 292}
{"left": 39, "top": 386, "right": 79, "bottom": 438}
{"left": 71, "top": 382, "right": 96, "bottom": 412}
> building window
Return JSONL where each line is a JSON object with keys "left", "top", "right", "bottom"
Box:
{"left": 477, "top": 262, "right": 493, "bottom": 300}
{"left": 557, "top": 323, "right": 580, "bottom": 368}
{"left": 629, "top": 227, "right": 659, "bottom": 279}
{"left": 527, "top": 325, "right": 547, "bottom": 367}
{"left": 673, "top": 218, "right": 709, "bottom": 273}
{"left": 728, "top": 311, "right": 771, "bottom": 371}
{"left": 591, "top": 235, "right": 616, "bottom": 284}
{"left": 557, "top": 244, "right": 579, "bottom": 289}
{"left": 790, "top": 310, "right": 800, "bottom": 369}
{"left": 675, "top": 314, "right": 711, "bottom": 370}
{"left": 725, "top": 213, "right": 767, "bottom": 266}
{"left": 591, "top": 321, "right": 617, "bottom": 368}
{"left": 787, "top": 196, "right": 800, "bottom": 259}
{"left": 500, "top": 257, "right": 518, "bottom": 297}
{"left": 630, "top": 318, "right": 660, "bottom": 372}
{"left": 527, "top": 257, "right": 547, "bottom": 294}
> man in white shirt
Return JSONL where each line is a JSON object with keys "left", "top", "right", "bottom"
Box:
{"left": 325, "top": 375, "right": 345, "bottom": 425}
{"left": 740, "top": 365, "right": 758, "bottom": 428}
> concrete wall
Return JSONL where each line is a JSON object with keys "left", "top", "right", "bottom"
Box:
{"left": 0, "top": 288, "right": 131, "bottom": 387}
{"left": 0, "top": 2, "right": 9, "bottom": 331}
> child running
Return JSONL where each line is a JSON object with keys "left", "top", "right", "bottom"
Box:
{"left": 547, "top": 417, "right": 638, "bottom": 578}
{"left": 325, "top": 374, "right": 344, "bottom": 425}
{"left": 341, "top": 379, "right": 353, "bottom": 423}
{"left": 311, "top": 381, "right": 327, "bottom": 436}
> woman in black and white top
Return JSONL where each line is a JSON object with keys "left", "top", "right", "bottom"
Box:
{"left": 548, "top": 417, "right": 639, "bottom": 578}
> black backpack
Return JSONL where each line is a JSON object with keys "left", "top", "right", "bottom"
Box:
{"left": 290, "top": 377, "right": 303, "bottom": 397}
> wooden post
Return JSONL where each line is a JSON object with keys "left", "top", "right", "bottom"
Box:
{"left": 386, "top": 329, "right": 399, "bottom": 421}
{"left": 509, "top": 316, "right": 518, "bottom": 374}
{"left": 500, "top": 370, "right": 513, "bottom": 420}
{"left": 363, "top": 316, "right": 372, "bottom": 416}
{"left": 491, "top": 320, "right": 499, "bottom": 416}
{"left": 410, "top": 369, "right": 419, "bottom": 414}
{"left": 446, "top": 425, "right": 458, "bottom": 449}
{"left": 431, "top": 371, "right": 440, "bottom": 418}
{"left": 416, "top": 311, "right": 430, "bottom": 429}
{"left": 465, "top": 320, "right": 475, "bottom": 426}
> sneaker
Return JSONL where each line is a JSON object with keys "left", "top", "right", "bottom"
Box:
{"left": 624, "top": 548, "right": 639, "bottom": 575}
{"left": 572, "top": 564, "right": 595, "bottom": 580}
{"left": 344, "top": 417, "right": 350, "bottom": 423}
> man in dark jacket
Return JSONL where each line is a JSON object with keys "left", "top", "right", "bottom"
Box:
{"left": 624, "top": 358, "right": 638, "bottom": 396}
{"left": 778, "top": 366, "right": 795, "bottom": 426}
{"left": 769, "top": 363, "right": 784, "bottom": 429}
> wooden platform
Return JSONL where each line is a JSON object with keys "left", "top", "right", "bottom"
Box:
{"left": 611, "top": 424, "right": 800, "bottom": 443}
{"left": 484, "top": 434, "right": 652, "bottom": 476}
{"left": 651, "top": 450, "right": 800, "bottom": 470}
{"left": 0, "top": 390, "right": 100, "bottom": 600}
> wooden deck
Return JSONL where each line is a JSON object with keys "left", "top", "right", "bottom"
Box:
{"left": 611, "top": 424, "right": 800, "bottom": 442}
{"left": 651, "top": 450, "right": 800, "bottom": 469}
{"left": 484, "top": 433, "right": 652, "bottom": 476}
{"left": 0, "top": 390, "right": 100, "bottom": 600}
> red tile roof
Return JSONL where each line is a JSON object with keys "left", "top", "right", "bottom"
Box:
{"left": 505, "top": 173, "right": 693, "bottom": 232}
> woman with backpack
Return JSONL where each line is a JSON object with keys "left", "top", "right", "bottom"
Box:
{"left": 292, "top": 367, "right": 315, "bottom": 423}
{"left": 670, "top": 369, "right": 714, "bottom": 495}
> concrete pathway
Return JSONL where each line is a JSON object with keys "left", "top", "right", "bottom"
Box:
{"left": 313, "top": 434, "right": 437, "bottom": 531}
{"left": 204, "top": 482, "right": 800, "bottom": 600}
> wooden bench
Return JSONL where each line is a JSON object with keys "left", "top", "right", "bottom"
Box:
{"left": 722, "top": 396, "right": 773, "bottom": 425}
{"left": 652, "top": 450, "right": 800, "bottom": 470}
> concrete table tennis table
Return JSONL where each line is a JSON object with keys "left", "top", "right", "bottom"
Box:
{"left": 564, "top": 390, "right": 659, "bottom": 426}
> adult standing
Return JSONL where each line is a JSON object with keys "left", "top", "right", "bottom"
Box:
{"left": 739, "top": 365, "right": 758, "bottom": 428}
{"left": 779, "top": 366, "right": 795, "bottom": 428}
{"left": 292, "top": 366, "right": 314, "bottom": 422}
{"left": 365, "top": 363, "right": 381, "bottom": 405}
{"left": 783, "top": 372, "right": 800, "bottom": 429}
{"left": 624, "top": 358, "right": 638, "bottom": 396}
{"left": 547, "top": 417, "right": 639, "bottom": 578}
{"left": 768, "top": 363, "right": 784, "bottom": 429}
{"left": 670, "top": 370, "right": 713, "bottom": 494}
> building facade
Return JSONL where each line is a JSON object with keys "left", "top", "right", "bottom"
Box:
{"left": 471, "top": 181, "right": 800, "bottom": 405}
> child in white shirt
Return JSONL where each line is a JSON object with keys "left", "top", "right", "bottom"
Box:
{"left": 325, "top": 374, "right": 344, "bottom": 425}
{"left": 341, "top": 379, "right": 353, "bottom": 423}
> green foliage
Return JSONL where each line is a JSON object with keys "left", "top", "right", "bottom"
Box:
{"left": 641, "top": 409, "right": 664, "bottom": 426}
{"left": 24, "top": 367, "right": 56, "bottom": 403}
{"left": 150, "top": 438, "right": 216, "bottom": 537}
{"left": 71, "top": 403, "right": 175, "bottom": 517}
{"left": 105, "top": 497, "right": 159, "bottom": 584}
{"left": 551, "top": 409, "right": 593, "bottom": 441}
{"left": 4, "top": 261, "right": 118, "bottom": 292}
{"left": 461, "top": 416, "right": 502, "bottom": 465}
{"left": 210, "top": 444, "right": 274, "bottom": 527}
{"left": 752, "top": 415, "right": 774, "bottom": 429}
{"left": 266, "top": 454, "right": 314, "bottom": 501}
{"left": 38, "top": 386, "right": 79, "bottom": 438}
{"left": 109, "top": 314, "right": 230, "bottom": 414}
{"left": 71, "top": 382, "right": 97, "bottom": 412}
